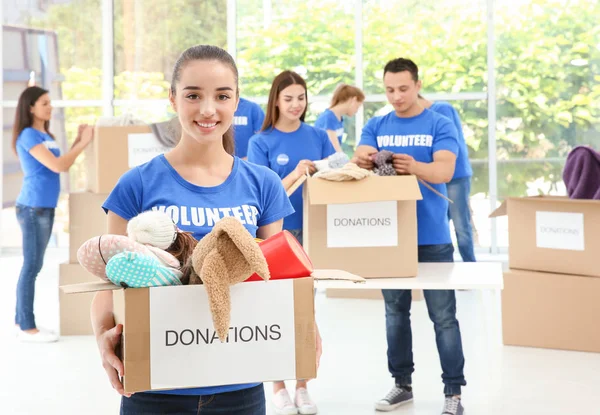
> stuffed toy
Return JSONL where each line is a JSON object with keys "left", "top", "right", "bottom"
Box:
{"left": 563, "top": 145, "right": 600, "bottom": 200}
{"left": 187, "top": 217, "right": 270, "bottom": 342}
{"left": 372, "top": 150, "right": 397, "bottom": 176}
{"left": 77, "top": 210, "right": 196, "bottom": 288}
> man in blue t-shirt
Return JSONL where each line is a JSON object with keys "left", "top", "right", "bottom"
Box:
{"left": 419, "top": 95, "right": 476, "bottom": 263}
{"left": 233, "top": 97, "right": 265, "bottom": 159}
{"left": 353, "top": 58, "right": 466, "bottom": 415}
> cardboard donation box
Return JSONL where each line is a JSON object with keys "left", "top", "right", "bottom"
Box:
{"left": 59, "top": 263, "right": 98, "bottom": 335}
{"left": 502, "top": 269, "right": 600, "bottom": 353}
{"left": 86, "top": 125, "right": 171, "bottom": 193}
{"left": 490, "top": 196, "right": 600, "bottom": 277}
{"left": 68, "top": 192, "right": 108, "bottom": 263}
{"left": 303, "top": 175, "right": 422, "bottom": 278}
{"left": 62, "top": 277, "right": 318, "bottom": 393}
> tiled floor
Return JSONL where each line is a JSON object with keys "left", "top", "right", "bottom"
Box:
{"left": 1, "top": 247, "right": 598, "bottom": 414}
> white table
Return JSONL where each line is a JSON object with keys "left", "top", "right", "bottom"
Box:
{"left": 317, "top": 262, "right": 505, "bottom": 380}
{"left": 316, "top": 262, "right": 504, "bottom": 291}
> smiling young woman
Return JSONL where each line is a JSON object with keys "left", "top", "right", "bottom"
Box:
{"left": 91, "top": 45, "right": 305, "bottom": 415}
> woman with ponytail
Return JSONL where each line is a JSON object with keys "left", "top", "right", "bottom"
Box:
{"left": 13, "top": 86, "right": 94, "bottom": 343}
{"left": 314, "top": 83, "right": 365, "bottom": 152}
{"left": 92, "top": 45, "right": 297, "bottom": 415}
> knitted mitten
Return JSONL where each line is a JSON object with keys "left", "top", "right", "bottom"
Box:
{"left": 373, "top": 150, "right": 397, "bottom": 176}
{"left": 106, "top": 251, "right": 183, "bottom": 288}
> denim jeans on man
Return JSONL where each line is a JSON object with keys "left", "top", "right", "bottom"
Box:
{"left": 15, "top": 204, "right": 55, "bottom": 330}
{"left": 120, "top": 384, "right": 266, "bottom": 415}
{"left": 446, "top": 176, "right": 476, "bottom": 263}
{"left": 382, "top": 243, "right": 466, "bottom": 396}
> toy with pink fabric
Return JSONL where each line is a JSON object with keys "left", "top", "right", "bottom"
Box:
{"left": 77, "top": 210, "right": 198, "bottom": 288}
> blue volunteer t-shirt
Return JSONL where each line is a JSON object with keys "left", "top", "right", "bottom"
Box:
{"left": 314, "top": 109, "right": 344, "bottom": 145}
{"left": 233, "top": 97, "right": 265, "bottom": 158}
{"left": 359, "top": 109, "right": 459, "bottom": 246}
{"left": 102, "top": 154, "right": 294, "bottom": 396}
{"left": 247, "top": 123, "right": 336, "bottom": 231}
{"left": 15, "top": 127, "right": 61, "bottom": 208}
{"left": 430, "top": 102, "right": 473, "bottom": 179}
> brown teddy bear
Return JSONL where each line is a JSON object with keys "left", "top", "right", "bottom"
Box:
{"left": 186, "top": 217, "right": 270, "bottom": 342}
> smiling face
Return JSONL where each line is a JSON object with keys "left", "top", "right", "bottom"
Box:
{"left": 276, "top": 84, "right": 307, "bottom": 123}
{"left": 169, "top": 59, "right": 239, "bottom": 146}
{"left": 31, "top": 93, "right": 52, "bottom": 123}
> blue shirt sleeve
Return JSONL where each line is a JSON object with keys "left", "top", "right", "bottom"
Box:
{"left": 247, "top": 135, "right": 270, "bottom": 167}
{"left": 315, "top": 111, "right": 333, "bottom": 131}
{"left": 18, "top": 128, "right": 46, "bottom": 152}
{"left": 433, "top": 104, "right": 464, "bottom": 139}
{"left": 253, "top": 105, "right": 265, "bottom": 134}
{"left": 358, "top": 117, "right": 379, "bottom": 149}
{"left": 257, "top": 168, "right": 295, "bottom": 227}
{"left": 432, "top": 117, "right": 459, "bottom": 156}
{"left": 102, "top": 168, "right": 144, "bottom": 220}
{"left": 319, "top": 128, "right": 337, "bottom": 158}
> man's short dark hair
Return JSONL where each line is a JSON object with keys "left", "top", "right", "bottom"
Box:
{"left": 383, "top": 58, "right": 419, "bottom": 81}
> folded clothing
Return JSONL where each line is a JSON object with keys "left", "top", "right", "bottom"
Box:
{"left": 563, "top": 145, "right": 600, "bottom": 200}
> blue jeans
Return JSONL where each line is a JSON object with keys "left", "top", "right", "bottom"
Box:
{"left": 15, "top": 204, "right": 55, "bottom": 330}
{"left": 447, "top": 177, "right": 476, "bottom": 262}
{"left": 382, "top": 243, "right": 466, "bottom": 396}
{"left": 120, "top": 384, "right": 266, "bottom": 415}
{"left": 287, "top": 229, "right": 303, "bottom": 246}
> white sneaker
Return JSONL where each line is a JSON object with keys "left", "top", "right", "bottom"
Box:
{"left": 295, "top": 388, "right": 317, "bottom": 415}
{"left": 272, "top": 388, "right": 298, "bottom": 415}
{"left": 17, "top": 328, "right": 58, "bottom": 343}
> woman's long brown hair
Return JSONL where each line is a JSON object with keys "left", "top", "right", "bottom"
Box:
{"left": 12, "top": 86, "right": 55, "bottom": 154}
{"left": 167, "top": 230, "right": 198, "bottom": 284}
{"left": 260, "top": 70, "right": 308, "bottom": 132}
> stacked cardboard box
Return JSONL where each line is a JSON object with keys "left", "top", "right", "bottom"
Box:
{"left": 60, "top": 125, "right": 164, "bottom": 335}
{"left": 491, "top": 196, "right": 600, "bottom": 353}
{"left": 60, "top": 192, "right": 108, "bottom": 335}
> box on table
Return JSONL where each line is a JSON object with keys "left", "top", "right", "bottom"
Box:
{"left": 502, "top": 269, "right": 600, "bottom": 353}
{"left": 86, "top": 125, "right": 171, "bottom": 193}
{"left": 59, "top": 263, "right": 99, "bottom": 335}
{"left": 69, "top": 192, "right": 108, "bottom": 263}
{"left": 303, "top": 175, "right": 422, "bottom": 278}
{"left": 490, "top": 196, "right": 600, "bottom": 277}
{"left": 62, "top": 275, "right": 325, "bottom": 393}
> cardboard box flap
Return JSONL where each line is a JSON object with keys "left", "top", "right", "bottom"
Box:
{"left": 307, "top": 175, "right": 422, "bottom": 205}
{"left": 61, "top": 281, "right": 122, "bottom": 294}
{"left": 489, "top": 200, "right": 507, "bottom": 218}
{"left": 489, "top": 195, "right": 600, "bottom": 218}
{"left": 311, "top": 269, "right": 366, "bottom": 283}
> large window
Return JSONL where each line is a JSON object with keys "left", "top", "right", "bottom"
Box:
{"left": 495, "top": 0, "right": 600, "bottom": 200}
{"left": 113, "top": 0, "right": 227, "bottom": 119}
{"left": 236, "top": 0, "right": 356, "bottom": 98}
{"left": 362, "top": 0, "right": 487, "bottom": 95}
{"left": 2, "top": 0, "right": 599, "bottom": 251}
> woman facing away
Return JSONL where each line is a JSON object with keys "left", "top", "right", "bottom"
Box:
{"left": 13, "top": 86, "right": 94, "bottom": 343}
{"left": 247, "top": 70, "right": 335, "bottom": 415}
{"left": 91, "top": 45, "right": 321, "bottom": 415}
{"left": 314, "top": 83, "right": 365, "bottom": 152}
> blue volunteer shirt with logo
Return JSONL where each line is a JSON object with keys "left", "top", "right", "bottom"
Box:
{"left": 102, "top": 154, "right": 294, "bottom": 396}
{"left": 359, "top": 109, "right": 459, "bottom": 246}
{"left": 233, "top": 97, "right": 265, "bottom": 158}
{"left": 430, "top": 101, "right": 473, "bottom": 179}
{"left": 247, "top": 123, "right": 336, "bottom": 230}
{"left": 16, "top": 127, "right": 61, "bottom": 208}
{"left": 314, "top": 109, "right": 344, "bottom": 145}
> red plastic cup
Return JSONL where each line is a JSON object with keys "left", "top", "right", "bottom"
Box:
{"left": 245, "top": 230, "right": 314, "bottom": 281}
